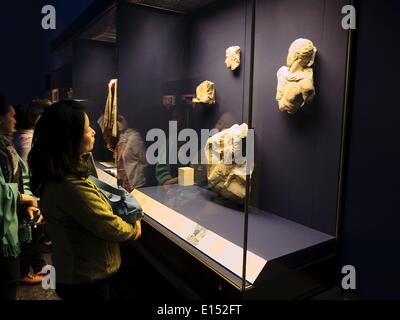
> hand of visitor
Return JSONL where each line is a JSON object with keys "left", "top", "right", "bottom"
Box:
{"left": 163, "top": 178, "right": 178, "bottom": 186}
{"left": 26, "top": 207, "right": 43, "bottom": 228}
{"left": 20, "top": 194, "right": 39, "bottom": 208}
{"left": 133, "top": 220, "right": 142, "bottom": 241}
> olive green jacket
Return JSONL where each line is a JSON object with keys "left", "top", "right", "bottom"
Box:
{"left": 40, "top": 177, "right": 136, "bottom": 285}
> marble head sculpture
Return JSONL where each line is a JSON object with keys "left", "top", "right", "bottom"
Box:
{"left": 276, "top": 38, "right": 317, "bottom": 114}
{"left": 225, "top": 46, "right": 241, "bottom": 71}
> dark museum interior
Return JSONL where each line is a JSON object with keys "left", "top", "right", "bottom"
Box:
{"left": 0, "top": 0, "right": 399, "bottom": 302}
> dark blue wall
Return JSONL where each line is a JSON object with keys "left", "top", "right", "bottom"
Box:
{"left": 72, "top": 39, "right": 116, "bottom": 120}
{"left": 72, "top": 39, "right": 116, "bottom": 161}
{"left": 0, "top": 0, "right": 94, "bottom": 105}
{"left": 117, "top": 2, "right": 188, "bottom": 136}
{"left": 0, "top": 1, "right": 47, "bottom": 105}
{"left": 117, "top": 0, "right": 251, "bottom": 131}
{"left": 340, "top": 0, "right": 400, "bottom": 299}
{"left": 49, "top": 0, "right": 94, "bottom": 40}
{"left": 252, "top": 0, "right": 349, "bottom": 235}
{"left": 187, "top": 0, "right": 249, "bottom": 130}
{"left": 117, "top": 0, "right": 250, "bottom": 187}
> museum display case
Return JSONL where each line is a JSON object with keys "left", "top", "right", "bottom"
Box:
{"left": 115, "top": 0, "right": 253, "bottom": 297}
{"left": 114, "top": 0, "right": 352, "bottom": 299}
{"left": 49, "top": 0, "right": 352, "bottom": 299}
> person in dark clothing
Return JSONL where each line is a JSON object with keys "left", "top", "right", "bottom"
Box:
{"left": 0, "top": 93, "right": 41, "bottom": 300}
{"left": 13, "top": 101, "right": 50, "bottom": 285}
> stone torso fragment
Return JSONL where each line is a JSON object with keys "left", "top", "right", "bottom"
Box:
{"left": 276, "top": 39, "right": 317, "bottom": 114}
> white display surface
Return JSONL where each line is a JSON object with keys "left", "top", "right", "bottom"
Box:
{"left": 132, "top": 189, "right": 267, "bottom": 284}
{"left": 96, "top": 167, "right": 117, "bottom": 186}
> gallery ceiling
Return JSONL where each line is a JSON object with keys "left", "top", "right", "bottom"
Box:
{"left": 71, "top": 0, "right": 218, "bottom": 45}
{"left": 79, "top": 0, "right": 217, "bottom": 43}
{"left": 80, "top": 6, "right": 116, "bottom": 43}
{"left": 127, "top": 0, "right": 217, "bottom": 13}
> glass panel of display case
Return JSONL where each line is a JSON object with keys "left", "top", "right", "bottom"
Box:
{"left": 244, "top": 0, "right": 350, "bottom": 295}
{"left": 117, "top": 0, "right": 254, "bottom": 289}
{"left": 112, "top": 0, "right": 351, "bottom": 297}
{"left": 65, "top": 4, "right": 117, "bottom": 165}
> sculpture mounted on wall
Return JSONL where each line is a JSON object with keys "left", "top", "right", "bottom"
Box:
{"left": 225, "top": 46, "right": 241, "bottom": 71}
{"left": 192, "top": 80, "right": 216, "bottom": 105}
{"left": 205, "top": 123, "right": 251, "bottom": 203}
{"left": 276, "top": 38, "right": 317, "bottom": 114}
{"left": 102, "top": 79, "right": 118, "bottom": 151}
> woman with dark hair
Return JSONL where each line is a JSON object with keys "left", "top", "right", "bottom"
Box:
{"left": 29, "top": 100, "right": 141, "bottom": 300}
{"left": 0, "top": 93, "right": 41, "bottom": 300}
